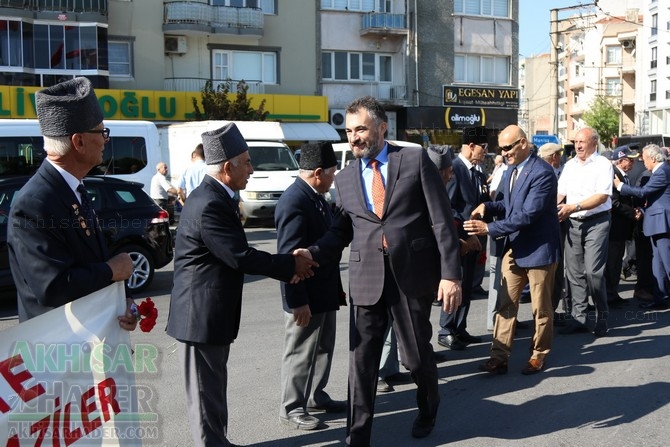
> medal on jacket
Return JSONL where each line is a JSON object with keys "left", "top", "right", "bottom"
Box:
{"left": 72, "top": 203, "right": 92, "bottom": 236}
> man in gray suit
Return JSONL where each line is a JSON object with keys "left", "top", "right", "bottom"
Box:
{"left": 166, "top": 123, "right": 316, "bottom": 447}
{"left": 301, "top": 96, "right": 462, "bottom": 446}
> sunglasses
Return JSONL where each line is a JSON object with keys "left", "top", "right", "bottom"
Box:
{"left": 84, "top": 128, "right": 111, "bottom": 139}
{"left": 499, "top": 138, "right": 522, "bottom": 153}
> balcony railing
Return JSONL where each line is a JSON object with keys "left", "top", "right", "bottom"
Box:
{"left": 361, "top": 12, "right": 408, "bottom": 36}
{"left": 164, "top": 77, "right": 265, "bottom": 94}
{"left": 163, "top": 1, "right": 263, "bottom": 36}
{"left": 0, "top": 0, "right": 107, "bottom": 13}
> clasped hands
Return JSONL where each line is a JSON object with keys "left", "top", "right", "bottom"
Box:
{"left": 291, "top": 248, "right": 319, "bottom": 284}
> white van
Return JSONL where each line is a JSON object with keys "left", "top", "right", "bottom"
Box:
{"left": 158, "top": 120, "right": 302, "bottom": 225}
{"left": 0, "top": 119, "right": 161, "bottom": 195}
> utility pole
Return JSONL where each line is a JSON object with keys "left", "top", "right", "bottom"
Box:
{"left": 549, "top": 2, "right": 599, "bottom": 139}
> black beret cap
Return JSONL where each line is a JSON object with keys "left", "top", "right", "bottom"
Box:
{"left": 427, "top": 145, "right": 454, "bottom": 170}
{"left": 298, "top": 142, "right": 338, "bottom": 170}
{"left": 35, "top": 77, "right": 104, "bottom": 137}
{"left": 462, "top": 126, "right": 488, "bottom": 146}
{"left": 201, "top": 123, "right": 249, "bottom": 165}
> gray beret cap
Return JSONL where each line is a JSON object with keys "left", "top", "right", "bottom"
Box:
{"left": 299, "top": 142, "right": 338, "bottom": 170}
{"left": 427, "top": 145, "right": 454, "bottom": 170}
{"left": 35, "top": 77, "right": 104, "bottom": 137}
{"left": 201, "top": 123, "right": 249, "bottom": 165}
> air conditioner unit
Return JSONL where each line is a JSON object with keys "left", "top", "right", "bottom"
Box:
{"left": 329, "top": 109, "right": 346, "bottom": 129}
{"left": 621, "top": 39, "right": 635, "bottom": 49}
{"left": 164, "top": 36, "right": 187, "bottom": 54}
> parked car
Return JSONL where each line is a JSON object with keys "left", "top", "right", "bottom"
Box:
{"left": 0, "top": 176, "right": 173, "bottom": 297}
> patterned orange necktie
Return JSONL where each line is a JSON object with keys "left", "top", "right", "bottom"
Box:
{"left": 370, "top": 159, "right": 385, "bottom": 218}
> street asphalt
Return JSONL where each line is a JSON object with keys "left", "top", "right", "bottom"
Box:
{"left": 1, "top": 227, "right": 669, "bottom": 446}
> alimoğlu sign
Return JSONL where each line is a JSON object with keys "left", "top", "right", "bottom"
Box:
{"left": 443, "top": 85, "right": 519, "bottom": 109}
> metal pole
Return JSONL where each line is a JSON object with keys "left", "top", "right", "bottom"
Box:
{"left": 550, "top": 8, "right": 559, "bottom": 136}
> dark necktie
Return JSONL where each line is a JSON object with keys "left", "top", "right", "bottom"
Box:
{"left": 76, "top": 184, "right": 97, "bottom": 235}
{"left": 316, "top": 194, "right": 332, "bottom": 225}
{"left": 509, "top": 167, "right": 519, "bottom": 194}
{"left": 623, "top": 175, "right": 630, "bottom": 185}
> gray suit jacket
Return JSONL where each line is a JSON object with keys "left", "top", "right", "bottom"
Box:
{"left": 310, "top": 144, "right": 461, "bottom": 305}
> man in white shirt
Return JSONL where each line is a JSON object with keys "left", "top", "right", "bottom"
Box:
{"left": 150, "top": 162, "right": 178, "bottom": 211}
{"left": 557, "top": 127, "right": 613, "bottom": 337}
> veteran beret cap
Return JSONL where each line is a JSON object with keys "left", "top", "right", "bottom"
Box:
{"left": 461, "top": 126, "right": 488, "bottom": 146}
{"left": 201, "top": 123, "right": 249, "bottom": 165}
{"left": 298, "top": 142, "right": 338, "bottom": 170}
{"left": 35, "top": 77, "right": 104, "bottom": 137}
{"left": 427, "top": 145, "right": 454, "bottom": 170}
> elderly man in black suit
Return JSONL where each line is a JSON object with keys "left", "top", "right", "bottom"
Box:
{"left": 437, "top": 127, "right": 490, "bottom": 351}
{"left": 299, "top": 96, "right": 462, "bottom": 446}
{"left": 166, "top": 123, "right": 316, "bottom": 447}
{"left": 275, "top": 142, "right": 347, "bottom": 430}
{"left": 8, "top": 77, "right": 136, "bottom": 328}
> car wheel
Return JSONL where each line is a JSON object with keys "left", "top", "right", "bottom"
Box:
{"left": 117, "top": 244, "right": 155, "bottom": 294}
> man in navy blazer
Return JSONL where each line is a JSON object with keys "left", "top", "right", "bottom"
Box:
{"left": 8, "top": 77, "right": 135, "bottom": 327}
{"left": 166, "top": 123, "right": 316, "bottom": 447}
{"left": 614, "top": 144, "right": 670, "bottom": 309}
{"left": 275, "top": 142, "right": 346, "bottom": 430}
{"left": 465, "top": 125, "right": 561, "bottom": 375}
{"left": 303, "top": 96, "right": 462, "bottom": 446}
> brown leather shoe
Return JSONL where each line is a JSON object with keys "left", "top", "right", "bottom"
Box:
{"left": 521, "top": 358, "right": 544, "bottom": 375}
{"left": 478, "top": 358, "right": 508, "bottom": 375}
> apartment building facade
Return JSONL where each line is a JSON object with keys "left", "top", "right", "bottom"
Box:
{"left": 1, "top": 1, "right": 519, "bottom": 145}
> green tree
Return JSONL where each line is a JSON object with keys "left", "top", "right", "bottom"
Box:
{"left": 192, "top": 79, "right": 269, "bottom": 121}
{"left": 581, "top": 96, "right": 620, "bottom": 148}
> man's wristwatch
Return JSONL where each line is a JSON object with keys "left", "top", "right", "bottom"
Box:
{"left": 575, "top": 203, "right": 582, "bottom": 212}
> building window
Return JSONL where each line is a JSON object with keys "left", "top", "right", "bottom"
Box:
{"left": 605, "top": 78, "right": 621, "bottom": 96}
{"left": 321, "top": 0, "right": 378, "bottom": 12}
{"left": 454, "top": 54, "right": 509, "bottom": 84}
{"left": 606, "top": 46, "right": 621, "bottom": 64}
{"left": 651, "top": 14, "right": 657, "bottom": 36}
{"left": 650, "top": 79, "right": 656, "bottom": 102}
{"left": 454, "top": 0, "right": 509, "bottom": 18}
{"left": 322, "top": 51, "right": 393, "bottom": 82}
{"left": 212, "top": 49, "right": 277, "bottom": 84}
{"left": 108, "top": 39, "right": 133, "bottom": 78}
{"left": 0, "top": 20, "right": 23, "bottom": 67}
{"left": 651, "top": 47, "right": 657, "bottom": 69}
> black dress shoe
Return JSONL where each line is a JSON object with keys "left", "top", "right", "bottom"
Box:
{"left": 280, "top": 413, "right": 320, "bottom": 430}
{"left": 558, "top": 320, "right": 589, "bottom": 335}
{"left": 608, "top": 297, "right": 628, "bottom": 308}
{"left": 411, "top": 414, "right": 436, "bottom": 438}
{"left": 515, "top": 320, "right": 529, "bottom": 330}
{"left": 307, "top": 400, "right": 347, "bottom": 413}
{"left": 478, "top": 358, "right": 508, "bottom": 375}
{"left": 472, "top": 285, "right": 488, "bottom": 296}
{"left": 458, "top": 332, "right": 482, "bottom": 344}
{"left": 437, "top": 334, "right": 466, "bottom": 351}
{"left": 593, "top": 320, "right": 608, "bottom": 337}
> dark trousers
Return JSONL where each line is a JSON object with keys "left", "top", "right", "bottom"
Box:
{"left": 346, "top": 259, "right": 438, "bottom": 447}
{"left": 438, "top": 250, "right": 477, "bottom": 336}
{"left": 605, "top": 239, "right": 627, "bottom": 301}
{"left": 651, "top": 234, "right": 670, "bottom": 300}
{"left": 634, "top": 226, "right": 656, "bottom": 294}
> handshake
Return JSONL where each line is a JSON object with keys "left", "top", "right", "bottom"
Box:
{"left": 290, "top": 248, "right": 319, "bottom": 284}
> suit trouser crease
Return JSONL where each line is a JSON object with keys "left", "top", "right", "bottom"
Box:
{"left": 179, "top": 341, "right": 232, "bottom": 447}
{"left": 378, "top": 319, "right": 399, "bottom": 379}
{"left": 565, "top": 216, "right": 610, "bottom": 324}
{"left": 491, "top": 250, "right": 556, "bottom": 362}
{"left": 280, "top": 310, "right": 336, "bottom": 417}
{"left": 347, "top": 258, "right": 438, "bottom": 447}
{"left": 651, "top": 235, "right": 670, "bottom": 298}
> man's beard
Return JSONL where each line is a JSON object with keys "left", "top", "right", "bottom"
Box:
{"left": 353, "top": 142, "right": 382, "bottom": 160}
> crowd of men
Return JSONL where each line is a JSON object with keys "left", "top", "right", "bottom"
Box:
{"left": 8, "top": 76, "right": 670, "bottom": 447}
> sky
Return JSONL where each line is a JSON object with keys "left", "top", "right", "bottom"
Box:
{"left": 519, "top": 0, "right": 596, "bottom": 57}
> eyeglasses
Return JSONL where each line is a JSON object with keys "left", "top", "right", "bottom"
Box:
{"left": 499, "top": 138, "right": 522, "bottom": 153}
{"left": 84, "top": 128, "right": 110, "bottom": 139}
